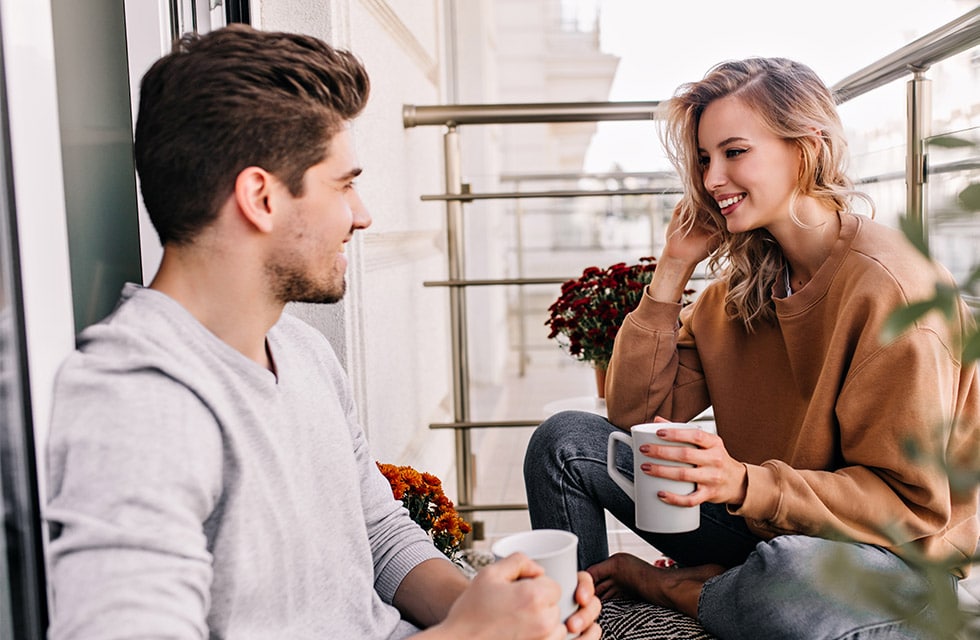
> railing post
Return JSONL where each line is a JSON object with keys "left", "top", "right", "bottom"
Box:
{"left": 906, "top": 66, "right": 931, "bottom": 234}
{"left": 513, "top": 181, "right": 528, "bottom": 377}
{"left": 443, "top": 125, "right": 475, "bottom": 509}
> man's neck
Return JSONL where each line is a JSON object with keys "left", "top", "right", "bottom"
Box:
{"left": 149, "top": 247, "right": 282, "bottom": 371}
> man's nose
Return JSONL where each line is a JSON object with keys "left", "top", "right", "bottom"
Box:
{"left": 350, "top": 191, "right": 372, "bottom": 230}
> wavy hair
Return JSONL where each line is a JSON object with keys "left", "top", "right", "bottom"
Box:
{"left": 661, "top": 57, "right": 873, "bottom": 330}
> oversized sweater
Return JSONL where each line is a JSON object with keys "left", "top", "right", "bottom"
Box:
{"left": 45, "top": 284, "right": 446, "bottom": 639}
{"left": 606, "top": 213, "right": 979, "bottom": 574}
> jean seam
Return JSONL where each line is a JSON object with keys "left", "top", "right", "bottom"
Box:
{"left": 831, "top": 598, "right": 933, "bottom": 640}
{"left": 557, "top": 452, "right": 611, "bottom": 531}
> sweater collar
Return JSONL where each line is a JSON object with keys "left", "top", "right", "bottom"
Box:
{"left": 773, "top": 212, "right": 860, "bottom": 313}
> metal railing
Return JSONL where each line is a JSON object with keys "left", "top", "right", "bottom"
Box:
{"left": 403, "top": 6, "right": 980, "bottom": 518}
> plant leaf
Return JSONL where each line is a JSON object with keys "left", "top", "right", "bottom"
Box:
{"left": 957, "top": 183, "right": 980, "bottom": 213}
{"left": 962, "top": 330, "right": 980, "bottom": 364}
{"left": 898, "top": 215, "right": 929, "bottom": 257}
{"left": 927, "top": 134, "right": 976, "bottom": 148}
{"left": 962, "top": 263, "right": 980, "bottom": 296}
{"left": 881, "top": 299, "right": 938, "bottom": 343}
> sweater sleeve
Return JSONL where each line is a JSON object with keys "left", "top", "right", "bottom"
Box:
{"left": 46, "top": 365, "right": 223, "bottom": 640}
{"left": 341, "top": 394, "right": 448, "bottom": 605}
{"left": 606, "top": 289, "right": 711, "bottom": 429}
{"left": 733, "top": 325, "right": 978, "bottom": 561}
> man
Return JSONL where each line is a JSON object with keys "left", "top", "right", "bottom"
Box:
{"left": 45, "top": 24, "right": 600, "bottom": 639}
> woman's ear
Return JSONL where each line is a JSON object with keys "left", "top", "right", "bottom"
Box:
{"left": 234, "top": 166, "right": 275, "bottom": 233}
{"left": 804, "top": 127, "right": 824, "bottom": 156}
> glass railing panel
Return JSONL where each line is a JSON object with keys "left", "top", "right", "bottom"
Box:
{"left": 838, "top": 70, "right": 908, "bottom": 233}
{"left": 926, "top": 47, "right": 980, "bottom": 139}
{"left": 926, "top": 125, "right": 980, "bottom": 284}
{"left": 848, "top": 142, "right": 905, "bottom": 230}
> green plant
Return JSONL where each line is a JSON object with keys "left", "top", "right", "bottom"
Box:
{"left": 854, "top": 214, "right": 980, "bottom": 638}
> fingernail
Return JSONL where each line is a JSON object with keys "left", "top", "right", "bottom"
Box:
{"left": 638, "top": 445, "right": 649, "bottom": 453}
{"left": 656, "top": 429, "right": 667, "bottom": 437}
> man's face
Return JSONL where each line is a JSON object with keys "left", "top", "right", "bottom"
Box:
{"left": 266, "top": 127, "right": 371, "bottom": 304}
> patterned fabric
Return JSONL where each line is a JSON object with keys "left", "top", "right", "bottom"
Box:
{"left": 599, "top": 599, "right": 715, "bottom": 640}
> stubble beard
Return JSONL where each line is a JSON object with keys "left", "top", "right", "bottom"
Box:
{"left": 267, "top": 261, "right": 346, "bottom": 305}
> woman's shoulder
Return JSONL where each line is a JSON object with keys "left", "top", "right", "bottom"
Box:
{"left": 843, "top": 213, "right": 949, "bottom": 298}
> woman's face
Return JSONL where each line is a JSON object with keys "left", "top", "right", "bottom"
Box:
{"left": 696, "top": 95, "right": 802, "bottom": 235}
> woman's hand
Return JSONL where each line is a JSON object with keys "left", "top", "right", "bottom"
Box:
{"left": 640, "top": 419, "right": 748, "bottom": 507}
{"left": 647, "top": 202, "right": 721, "bottom": 303}
{"left": 660, "top": 201, "right": 721, "bottom": 267}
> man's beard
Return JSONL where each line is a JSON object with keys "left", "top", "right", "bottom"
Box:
{"left": 266, "top": 261, "right": 346, "bottom": 305}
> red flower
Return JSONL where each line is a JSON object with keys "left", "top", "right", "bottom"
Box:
{"left": 544, "top": 258, "right": 694, "bottom": 369}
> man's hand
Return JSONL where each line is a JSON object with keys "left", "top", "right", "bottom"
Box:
{"left": 567, "top": 569, "right": 602, "bottom": 638}
{"left": 420, "top": 553, "right": 601, "bottom": 639}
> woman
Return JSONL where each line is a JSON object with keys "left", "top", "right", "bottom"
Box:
{"left": 524, "top": 57, "right": 978, "bottom": 639}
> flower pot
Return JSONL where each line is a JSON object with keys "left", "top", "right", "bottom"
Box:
{"left": 594, "top": 367, "right": 607, "bottom": 399}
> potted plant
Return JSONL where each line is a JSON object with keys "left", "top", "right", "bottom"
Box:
{"left": 545, "top": 257, "right": 692, "bottom": 396}
{"left": 376, "top": 462, "right": 472, "bottom": 563}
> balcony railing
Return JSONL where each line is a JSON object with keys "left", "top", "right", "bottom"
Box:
{"left": 403, "top": 5, "right": 980, "bottom": 520}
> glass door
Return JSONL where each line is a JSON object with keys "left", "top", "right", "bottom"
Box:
{"left": 0, "top": 11, "right": 49, "bottom": 636}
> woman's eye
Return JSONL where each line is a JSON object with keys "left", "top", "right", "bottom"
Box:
{"left": 697, "top": 156, "right": 710, "bottom": 167}
{"left": 725, "top": 148, "right": 745, "bottom": 159}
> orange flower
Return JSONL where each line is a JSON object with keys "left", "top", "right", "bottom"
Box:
{"left": 376, "top": 462, "right": 471, "bottom": 561}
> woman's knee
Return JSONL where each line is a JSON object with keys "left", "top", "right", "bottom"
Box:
{"left": 702, "top": 536, "right": 933, "bottom": 639}
{"left": 524, "top": 411, "right": 613, "bottom": 483}
{"left": 526, "top": 410, "right": 611, "bottom": 458}
{"left": 706, "top": 536, "right": 847, "bottom": 611}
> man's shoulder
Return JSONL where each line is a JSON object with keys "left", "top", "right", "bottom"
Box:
{"left": 69, "top": 285, "right": 201, "bottom": 370}
{"left": 272, "top": 307, "right": 344, "bottom": 372}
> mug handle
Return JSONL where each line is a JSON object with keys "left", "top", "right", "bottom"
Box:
{"left": 607, "top": 431, "right": 635, "bottom": 500}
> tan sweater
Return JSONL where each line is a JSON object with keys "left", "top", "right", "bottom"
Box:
{"left": 607, "top": 213, "right": 979, "bottom": 574}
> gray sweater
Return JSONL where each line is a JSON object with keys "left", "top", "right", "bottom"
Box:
{"left": 46, "top": 284, "right": 446, "bottom": 639}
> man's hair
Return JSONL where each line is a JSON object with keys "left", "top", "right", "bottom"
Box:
{"left": 134, "top": 24, "right": 370, "bottom": 245}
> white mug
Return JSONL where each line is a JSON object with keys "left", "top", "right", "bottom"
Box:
{"left": 607, "top": 422, "right": 712, "bottom": 533}
{"left": 491, "top": 528, "right": 579, "bottom": 623}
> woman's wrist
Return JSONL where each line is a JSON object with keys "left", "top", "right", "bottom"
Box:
{"left": 648, "top": 256, "right": 698, "bottom": 303}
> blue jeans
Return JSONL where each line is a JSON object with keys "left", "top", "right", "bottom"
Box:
{"left": 524, "top": 411, "right": 956, "bottom": 639}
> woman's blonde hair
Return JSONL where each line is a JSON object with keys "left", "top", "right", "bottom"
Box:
{"left": 662, "top": 57, "right": 873, "bottom": 330}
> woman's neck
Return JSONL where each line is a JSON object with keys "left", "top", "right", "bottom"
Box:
{"left": 772, "top": 205, "right": 841, "bottom": 291}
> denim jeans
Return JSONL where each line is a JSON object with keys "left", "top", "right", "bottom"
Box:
{"left": 524, "top": 410, "right": 956, "bottom": 640}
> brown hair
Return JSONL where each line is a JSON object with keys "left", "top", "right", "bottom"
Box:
{"left": 134, "top": 24, "right": 370, "bottom": 245}
{"left": 662, "top": 57, "right": 872, "bottom": 330}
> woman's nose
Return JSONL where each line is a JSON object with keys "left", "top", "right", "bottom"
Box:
{"left": 702, "top": 160, "right": 726, "bottom": 191}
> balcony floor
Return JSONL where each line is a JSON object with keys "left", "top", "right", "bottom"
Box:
{"left": 466, "top": 347, "right": 664, "bottom": 565}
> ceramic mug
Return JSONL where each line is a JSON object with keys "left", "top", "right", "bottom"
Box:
{"left": 607, "top": 422, "right": 712, "bottom": 533}
{"left": 491, "top": 528, "right": 579, "bottom": 623}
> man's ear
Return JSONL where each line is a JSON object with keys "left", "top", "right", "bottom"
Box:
{"left": 235, "top": 166, "right": 275, "bottom": 234}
